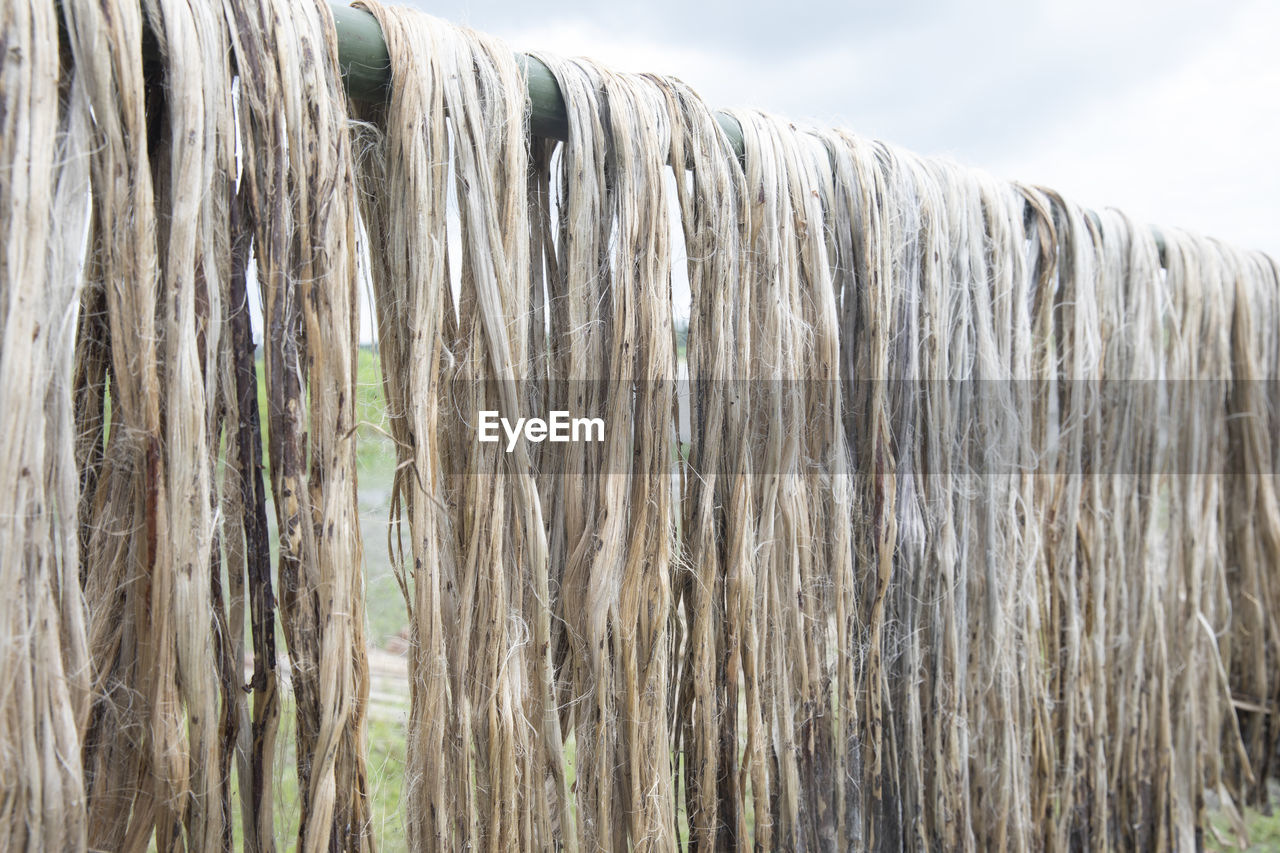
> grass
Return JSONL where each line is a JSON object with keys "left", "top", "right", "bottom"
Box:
{"left": 221, "top": 686, "right": 409, "bottom": 852}
{"left": 1208, "top": 793, "right": 1280, "bottom": 852}
{"left": 350, "top": 348, "right": 407, "bottom": 648}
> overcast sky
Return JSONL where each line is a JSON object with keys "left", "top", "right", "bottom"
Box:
{"left": 399, "top": 0, "right": 1279, "bottom": 259}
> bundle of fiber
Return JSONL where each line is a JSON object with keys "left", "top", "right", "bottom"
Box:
{"left": 1, "top": 0, "right": 374, "bottom": 848}
{"left": 1161, "top": 227, "right": 1240, "bottom": 848}
{"left": 531, "top": 53, "right": 640, "bottom": 852}
{"left": 225, "top": 0, "right": 374, "bottom": 849}
{"left": 354, "top": 12, "right": 687, "bottom": 848}
{"left": 713, "top": 111, "right": 855, "bottom": 850}
{"left": 1090, "top": 209, "right": 1176, "bottom": 850}
{"left": 0, "top": 0, "right": 90, "bottom": 848}
{"left": 1022, "top": 188, "right": 1108, "bottom": 852}
{"left": 1224, "top": 245, "right": 1280, "bottom": 810}
{"left": 818, "top": 134, "right": 1043, "bottom": 851}
{"left": 477, "top": 46, "right": 681, "bottom": 852}
{"left": 662, "top": 83, "right": 761, "bottom": 850}
{"left": 60, "top": 0, "right": 244, "bottom": 844}
{"left": 349, "top": 5, "right": 470, "bottom": 848}
{"left": 355, "top": 4, "right": 568, "bottom": 848}
{"left": 343, "top": 8, "right": 1280, "bottom": 851}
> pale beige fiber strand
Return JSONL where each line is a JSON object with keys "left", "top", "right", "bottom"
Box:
{"left": 63, "top": 0, "right": 169, "bottom": 840}
{"left": 63, "top": 0, "right": 235, "bottom": 845}
{"left": 0, "top": 1, "right": 91, "bottom": 849}
{"left": 1223, "top": 244, "right": 1280, "bottom": 812}
{"left": 660, "top": 79, "right": 761, "bottom": 851}
{"left": 355, "top": 5, "right": 570, "bottom": 849}
{"left": 529, "top": 52, "right": 681, "bottom": 853}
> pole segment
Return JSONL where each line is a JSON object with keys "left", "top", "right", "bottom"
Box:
{"left": 329, "top": 2, "right": 743, "bottom": 152}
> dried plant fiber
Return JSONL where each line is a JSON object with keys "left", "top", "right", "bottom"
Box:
{"left": 1, "top": 0, "right": 90, "bottom": 849}
{"left": 1, "top": 0, "right": 1278, "bottom": 851}
{"left": 5, "top": 0, "right": 373, "bottom": 849}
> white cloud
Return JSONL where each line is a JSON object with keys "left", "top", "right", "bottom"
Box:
{"left": 994, "top": 0, "right": 1280, "bottom": 256}
{"left": 480, "top": 0, "right": 1275, "bottom": 257}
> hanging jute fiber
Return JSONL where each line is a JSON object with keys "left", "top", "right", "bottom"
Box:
{"left": 2, "top": 0, "right": 1279, "bottom": 850}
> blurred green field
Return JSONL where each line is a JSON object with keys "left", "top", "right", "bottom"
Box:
{"left": 225, "top": 690, "right": 408, "bottom": 851}
{"left": 351, "top": 348, "right": 408, "bottom": 648}
{"left": 1209, "top": 797, "right": 1280, "bottom": 852}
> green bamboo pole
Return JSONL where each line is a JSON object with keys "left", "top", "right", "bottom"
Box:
{"left": 327, "top": 3, "right": 1171, "bottom": 261}
{"left": 328, "top": 2, "right": 743, "bottom": 152}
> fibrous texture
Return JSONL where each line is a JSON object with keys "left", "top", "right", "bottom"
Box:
{"left": 0, "top": 0, "right": 90, "bottom": 848}
{"left": 2, "top": 0, "right": 1279, "bottom": 851}
{"left": 5, "top": 0, "right": 373, "bottom": 850}
{"left": 225, "top": 0, "right": 373, "bottom": 848}
{"left": 64, "top": 0, "right": 241, "bottom": 844}
{"left": 355, "top": 5, "right": 569, "bottom": 848}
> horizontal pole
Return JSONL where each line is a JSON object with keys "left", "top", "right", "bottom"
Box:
{"left": 328, "top": 2, "right": 744, "bottom": 155}
{"left": 329, "top": 3, "right": 1168, "bottom": 263}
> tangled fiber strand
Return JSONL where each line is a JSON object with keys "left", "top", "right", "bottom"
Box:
{"left": 716, "top": 110, "right": 856, "bottom": 850}
{"left": 0, "top": 0, "right": 91, "bottom": 848}
{"left": 528, "top": 55, "right": 624, "bottom": 852}
{"left": 822, "top": 132, "right": 1045, "bottom": 851}
{"left": 356, "top": 5, "right": 572, "bottom": 848}
{"left": 529, "top": 52, "right": 681, "bottom": 853}
{"left": 1224, "top": 243, "right": 1280, "bottom": 812}
{"left": 60, "top": 0, "right": 244, "bottom": 845}
{"left": 225, "top": 0, "right": 374, "bottom": 849}
{"left": 220, "top": 73, "right": 281, "bottom": 853}
{"left": 1020, "top": 186, "right": 1106, "bottom": 853}
{"left": 1091, "top": 208, "right": 1172, "bottom": 851}
{"left": 148, "top": 0, "right": 237, "bottom": 845}
{"left": 351, "top": 6, "right": 468, "bottom": 848}
{"left": 661, "top": 84, "right": 760, "bottom": 850}
{"left": 63, "top": 0, "right": 170, "bottom": 840}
